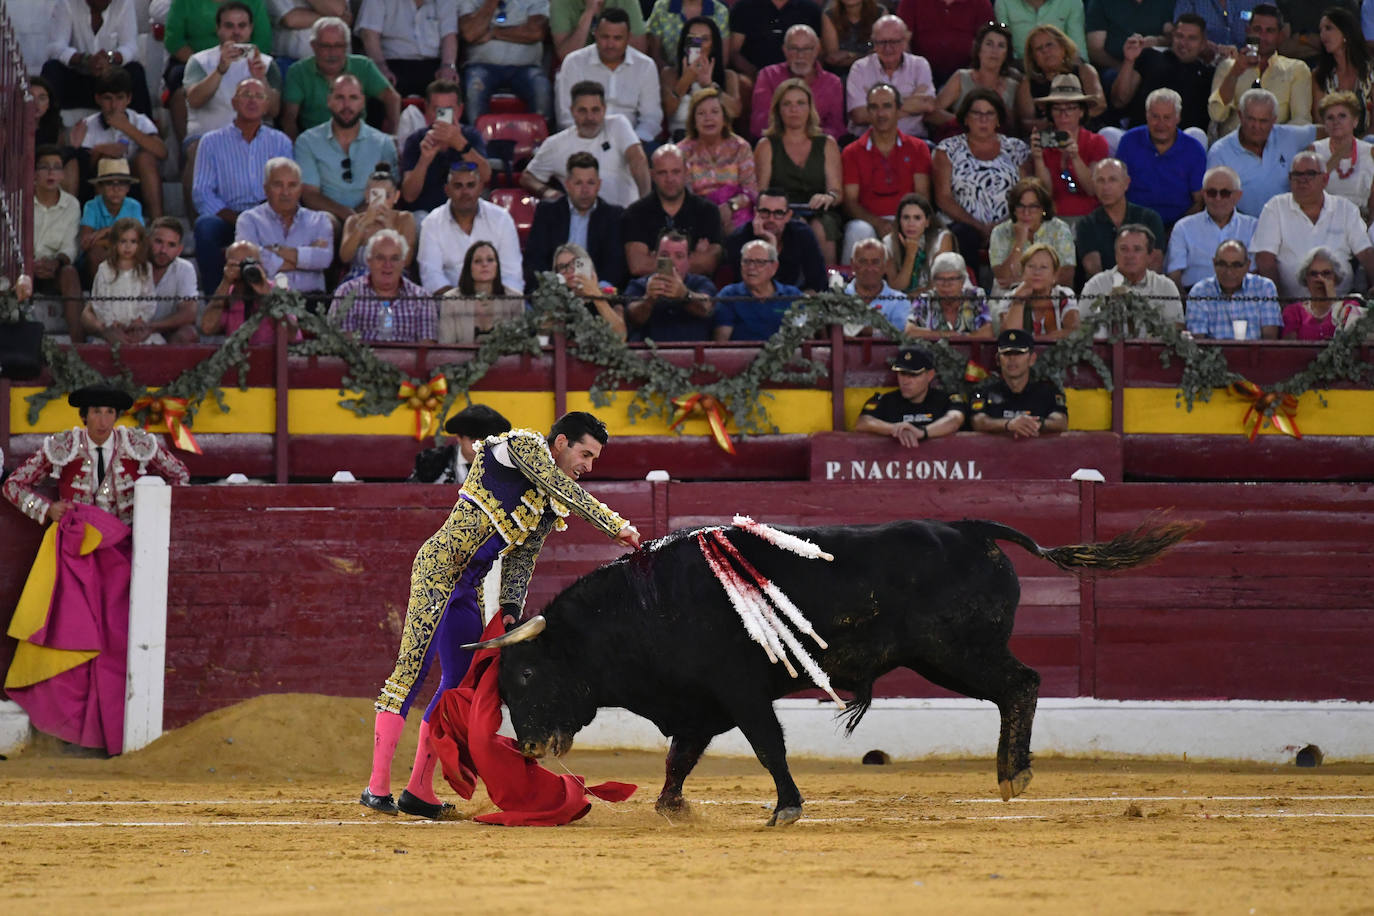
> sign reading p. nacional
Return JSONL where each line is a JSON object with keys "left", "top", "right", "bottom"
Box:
{"left": 809, "top": 432, "right": 1123, "bottom": 482}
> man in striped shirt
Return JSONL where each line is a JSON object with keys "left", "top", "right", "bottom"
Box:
{"left": 192, "top": 77, "right": 292, "bottom": 294}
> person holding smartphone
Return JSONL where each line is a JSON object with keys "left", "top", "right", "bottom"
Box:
{"left": 340, "top": 165, "right": 419, "bottom": 282}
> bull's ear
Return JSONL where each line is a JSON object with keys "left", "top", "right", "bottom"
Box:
{"left": 462, "top": 615, "right": 546, "bottom": 651}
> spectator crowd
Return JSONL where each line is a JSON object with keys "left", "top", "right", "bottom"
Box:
{"left": 27, "top": 0, "right": 1374, "bottom": 353}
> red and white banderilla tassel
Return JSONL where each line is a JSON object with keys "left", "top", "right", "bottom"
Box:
{"left": 732, "top": 515, "right": 835, "bottom": 562}
{"left": 697, "top": 528, "right": 846, "bottom": 709}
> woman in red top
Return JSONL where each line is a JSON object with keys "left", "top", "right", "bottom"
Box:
{"left": 1028, "top": 74, "right": 1108, "bottom": 221}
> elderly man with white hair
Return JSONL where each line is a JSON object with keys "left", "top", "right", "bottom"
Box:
{"left": 1251, "top": 149, "right": 1374, "bottom": 302}
{"left": 712, "top": 239, "right": 804, "bottom": 341}
{"left": 1206, "top": 88, "right": 1317, "bottom": 218}
{"left": 328, "top": 229, "right": 436, "bottom": 342}
{"left": 1113, "top": 88, "right": 1206, "bottom": 229}
{"left": 844, "top": 15, "right": 935, "bottom": 138}
{"left": 234, "top": 156, "right": 335, "bottom": 295}
{"left": 1167, "top": 165, "right": 1257, "bottom": 296}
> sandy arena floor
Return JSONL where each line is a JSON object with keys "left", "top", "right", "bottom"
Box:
{"left": 1, "top": 694, "right": 1371, "bottom": 915}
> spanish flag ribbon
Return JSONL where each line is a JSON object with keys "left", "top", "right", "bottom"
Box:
{"left": 1229, "top": 380, "right": 1301, "bottom": 441}
{"left": 131, "top": 394, "right": 203, "bottom": 454}
{"left": 963, "top": 360, "right": 990, "bottom": 383}
{"left": 398, "top": 374, "right": 449, "bottom": 441}
{"left": 669, "top": 393, "right": 736, "bottom": 454}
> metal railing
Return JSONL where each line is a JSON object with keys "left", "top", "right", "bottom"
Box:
{"left": 0, "top": 0, "right": 34, "bottom": 283}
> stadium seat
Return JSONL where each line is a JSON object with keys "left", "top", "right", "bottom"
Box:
{"left": 476, "top": 113, "right": 548, "bottom": 186}
{"left": 487, "top": 93, "right": 528, "bottom": 115}
{"left": 488, "top": 188, "right": 536, "bottom": 246}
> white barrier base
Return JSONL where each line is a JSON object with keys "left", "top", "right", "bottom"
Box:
{"left": 558, "top": 698, "right": 1374, "bottom": 764}
{"left": 0, "top": 701, "right": 30, "bottom": 755}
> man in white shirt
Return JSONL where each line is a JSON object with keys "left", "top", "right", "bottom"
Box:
{"left": 147, "top": 217, "right": 201, "bottom": 344}
{"left": 418, "top": 163, "right": 523, "bottom": 294}
{"left": 1080, "top": 224, "right": 1185, "bottom": 337}
{"left": 522, "top": 81, "right": 650, "bottom": 209}
{"left": 456, "top": 0, "right": 552, "bottom": 121}
{"left": 1251, "top": 151, "right": 1374, "bottom": 302}
{"left": 183, "top": 3, "right": 283, "bottom": 220}
{"left": 554, "top": 8, "right": 662, "bottom": 144}
{"left": 356, "top": 0, "right": 459, "bottom": 98}
{"left": 42, "top": 0, "right": 152, "bottom": 115}
{"left": 32, "top": 145, "right": 84, "bottom": 341}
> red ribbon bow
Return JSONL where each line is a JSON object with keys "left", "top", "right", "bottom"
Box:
{"left": 131, "top": 394, "right": 203, "bottom": 454}
{"left": 669, "top": 393, "right": 736, "bottom": 454}
{"left": 398, "top": 375, "right": 449, "bottom": 441}
{"left": 1229, "top": 380, "right": 1301, "bottom": 441}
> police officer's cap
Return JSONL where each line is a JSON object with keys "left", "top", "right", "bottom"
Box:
{"left": 67, "top": 384, "right": 134, "bottom": 412}
{"left": 996, "top": 328, "right": 1035, "bottom": 354}
{"left": 890, "top": 346, "right": 935, "bottom": 373}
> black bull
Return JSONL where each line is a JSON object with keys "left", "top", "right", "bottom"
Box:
{"left": 469, "top": 517, "right": 1196, "bottom": 826}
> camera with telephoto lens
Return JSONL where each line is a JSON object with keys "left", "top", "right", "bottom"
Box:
{"left": 239, "top": 258, "right": 266, "bottom": 289}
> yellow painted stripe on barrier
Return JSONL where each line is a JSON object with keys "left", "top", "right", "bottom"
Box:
{"left": 1124, "top": 388, "right": 1374, "bottom": 436}
{"left": 9, "top": 386, "right": 1373, "bottom": 436}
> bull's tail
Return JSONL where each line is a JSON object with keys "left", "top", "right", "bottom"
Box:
{"left": 963, "top": 516, "right": 1201, "bottom": 573}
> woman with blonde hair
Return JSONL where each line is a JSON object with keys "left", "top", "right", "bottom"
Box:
{"left": 679, "top": 87, "right": 758, "bottom": 234}
{"left": 995, "top": 242, "right": 1079, "bottom": 339}
{"left": 551, "top": 242, "right": 628, "bottom": 340}
{"left": 1014, "top": 24, "right": 1105, "bottom": 136}
{"left": 754, "top": 77, "right": 844, "bottom": 263}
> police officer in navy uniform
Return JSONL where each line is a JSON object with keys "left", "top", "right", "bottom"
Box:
{"left": 854, "top": 345, "right": 967, "bottom": 448}
{"left": 970, "top": 329, "right": 1069, "bottom": 438}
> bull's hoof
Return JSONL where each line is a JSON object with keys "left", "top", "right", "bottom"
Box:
{"left": 997, "top": 767, "right": 1034, "bottom": 801}
{"left": 766, "top": 805, "right": 802, "bottom": 827}
{"left": 655, "top": 795, "right": 689, "bottom": 817}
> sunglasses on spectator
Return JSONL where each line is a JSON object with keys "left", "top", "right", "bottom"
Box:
{"left": 554, "top": 258, "right": 578, "bottom": 272}
{"left": 1204, "top": 187, "right": 1235, "bottom": 198}
{"left": 341, "top": 156, "right": 352, "bottom": 182}
{"left": 449, "top": 161, "right": 479, "bottom": 172}
{"left": 1059, "top": 169, "right": 1078, "bottom": 193}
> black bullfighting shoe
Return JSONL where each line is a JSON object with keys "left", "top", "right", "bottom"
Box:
{"left": 397, "top": 789, "right": 457, "bottom": 820}
{"left": 360, "top": 789, "right": 399, "bottom": 814}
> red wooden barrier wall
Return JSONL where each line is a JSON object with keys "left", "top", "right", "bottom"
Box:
{"left": 5, "top": 480, "right": 1372, "bottom": 729}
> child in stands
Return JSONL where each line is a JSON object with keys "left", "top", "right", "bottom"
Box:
{"left": 86, "top": 218, "right": 164, "bottom": 345}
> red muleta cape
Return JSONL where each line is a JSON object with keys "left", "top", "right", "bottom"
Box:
{"left": 427, "top": 616, "right": 636, "bottom": 826}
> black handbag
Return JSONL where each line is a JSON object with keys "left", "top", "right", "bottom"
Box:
{"left": 0, "top": 318, "right": 46, "bottom": 379}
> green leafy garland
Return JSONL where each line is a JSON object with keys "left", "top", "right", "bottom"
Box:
{"left": 5, "top": 280, "right": 1372, "bottom": 439}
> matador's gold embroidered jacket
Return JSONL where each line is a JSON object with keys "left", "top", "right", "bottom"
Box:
{"left": 458, "top": 429, "right": 628, "bottom": 615}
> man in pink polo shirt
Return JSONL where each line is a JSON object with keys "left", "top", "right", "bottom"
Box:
{"left": 749, "top": 24, "right": 845, "bottom": 140}
{"left": 840, "top": 82, "right": 932, "bottom": 262}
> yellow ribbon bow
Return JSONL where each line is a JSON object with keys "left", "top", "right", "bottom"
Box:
{"left": 398, "top": 374, "right": 449, "bottom": 440}
{"left": 1229, "top": 380, "right": 1301, "bottom": 441}
{"left": 669, "top": 393, "right": 736, "bottom": 454}
{"left": 131, "top": 394, "right": 203, "bottom": 454}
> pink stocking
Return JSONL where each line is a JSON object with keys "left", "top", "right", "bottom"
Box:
{"left": 368, "top": 710, "right": 405, "bottom": 796}
{"left": 404, "top": 718, "right": 442, "bottom": 805}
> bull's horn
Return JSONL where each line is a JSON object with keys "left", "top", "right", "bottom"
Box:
{"left": 461, "top": 615, "right": 546, "bottom": 651}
